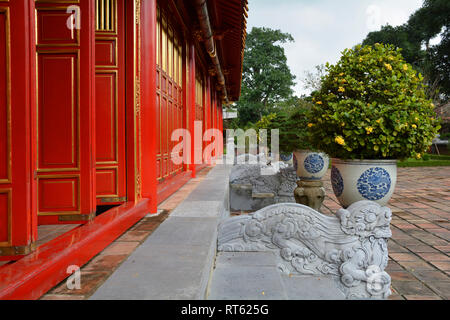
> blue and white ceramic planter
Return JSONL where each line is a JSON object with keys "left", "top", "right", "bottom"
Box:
{"left": 293, "top": 150, "right": 329, "bottom": 180}
{"left": 280, "top": 152, "right": 294, "bottom": 165}
{"left": 331, "top": 158, "right": 397, "bottom": 208}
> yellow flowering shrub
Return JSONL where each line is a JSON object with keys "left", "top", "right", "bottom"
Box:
{"left": 307, "top": 44, "right": 441, "bottom": 160}
{"left": 335, "top": 136, "right": 345, "bottom": 146}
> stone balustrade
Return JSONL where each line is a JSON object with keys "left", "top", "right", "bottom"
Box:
{"left": 218, "top": 201, "right": 393, "bottom": 299}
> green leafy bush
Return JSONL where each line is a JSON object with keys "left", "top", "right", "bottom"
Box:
{"left": 255, "top": 103, "right": 314, "bottom": 154}
{"left": 440, "top": 132, "right": 450, "bottom": 140}
{"left": 422, "top": 153, "right": 431, "bottom": 161}
{"left": 307, "top": 44, "right": 441, "bottom": 160}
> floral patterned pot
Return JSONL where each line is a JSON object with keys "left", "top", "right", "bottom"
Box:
{"left": 280, "top": 153, "right": 294, "bottom": 165}
{"left": 293, "top": 150, "right": 329, "bottom": 180}
{"left": 331, "top": 158, "right": 397, "bottom": 208}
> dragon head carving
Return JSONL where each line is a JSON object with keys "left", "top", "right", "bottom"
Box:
{"left": 336, "top": 201, "right": 392, "bottom": 238}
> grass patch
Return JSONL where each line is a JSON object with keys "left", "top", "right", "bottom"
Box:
{"left": 429, "top": 154, "right": 450, "bottom": 160}
{"left": 398, "top": 155, "right": 450, "bottom": 167}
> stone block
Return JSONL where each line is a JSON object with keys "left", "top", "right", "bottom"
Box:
{"left": 281, "top": 275, "right": 346, "bottom": 300}
{"left": 207, "top": 265, "right": 287, "bottom": 300}
{"left": 144, "top": 217, "right": 218, "bottom": 247}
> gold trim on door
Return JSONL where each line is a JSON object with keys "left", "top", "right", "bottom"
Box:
{"left": 0, "top": 8, "right": 11, "bottom": 184}
{"left": 95, "top": 70, "right": 119, "bottom": 166}
{"left": 35, "top": 49, "right": 81, "bottom": 173}
{"left": 96, "top": 0, "right": 117, "bottom": 35}
{"left": 35, "top": 6, "right": 81, "bottom": 47}
{"left": 0, "top": 189, "right": 12, "bottom": 247}
{"left": 37, "top": 174, "right": 81, "bottom": 216}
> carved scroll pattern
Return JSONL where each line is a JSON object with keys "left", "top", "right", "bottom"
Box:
{"left": 218, "top": 201, "right": 393, "bottom": 299}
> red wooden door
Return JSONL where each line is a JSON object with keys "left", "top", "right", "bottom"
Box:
{"left": 195, "top": 73, "right": 205, "bottom": 162}
{"left": 95, "top": 0, "right": 126, "bottom": 205}
{"left": 0, "top": 3, "right": 11, "bottom": 253}
{"left": 156, "top": 5, "right": 184, "bottom": 182}
{"left": 0, "top": 0, "right": 36, "bottom": 259}
{"left": 35, "top": 1, "right": 96, "bottom": 224}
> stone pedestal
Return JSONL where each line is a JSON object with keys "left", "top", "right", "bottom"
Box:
{"left": 294, "top": 180, "right": 325, "bottom": 211}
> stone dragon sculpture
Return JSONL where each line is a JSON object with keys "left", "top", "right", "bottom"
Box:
{"left": 218, "top": 201, "right": 392, "bottom": 299}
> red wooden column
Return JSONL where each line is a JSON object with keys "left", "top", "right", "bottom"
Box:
{"left": 205, "top": 77, "right": 211, "bottom": 164}
{"left": 217, "top": 100, "right": 221, "bottom": 158}
{"left": 210, "top": 89, "right": 215, "bottom": 160}
{"left": 188, "top": 42, "right": 196, "bottom": 178}
{"left": 125, "top": 0, "right": 141, "bottom": 204}
{"left": 182, "top": 42, "right": 189, "bottom": 172}
{"left": 213, "top": 84, "right": 217, "bottom": 160}
{"left": 217, "top": 101, "right": 221, "bottom": 158}
{"left": 0, "top": 0, "right": 36, "bottom": 260}
{"left": 140, "top": 0, "right": 158, "bottom": 213}
{"left": 219, "top": 104, "right": 224, "bottom": 157}
{"left": 213, "top": 96, "right": 218, "bottom": 159}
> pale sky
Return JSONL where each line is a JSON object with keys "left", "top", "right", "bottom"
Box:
{"left": 246, "top": 0, "right": 424, "bottom": 96}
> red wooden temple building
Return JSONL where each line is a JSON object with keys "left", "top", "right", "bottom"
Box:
{"left": 0, "top": 0, "right": 247, "bottom": 299}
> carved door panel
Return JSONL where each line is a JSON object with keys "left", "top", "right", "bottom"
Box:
{"left": 95, "top": 0, "right": 126, "bottom": 205}
{"left": 35, "top": 0, "right": 96, "bottom": 224}
{"left": 156, "top": 5, "right": 184, "bottom": 182}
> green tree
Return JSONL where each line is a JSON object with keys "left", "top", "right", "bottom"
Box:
{"left": 236, "top": 27, "right": 296, "bottom": 126}
{"left": 408, "top": 0, "right": 450, "bottom": 49}
{"left": 362, "top": 25, "right": 424, "bottom": 66}
{"left": 408, "top": 0, "right": 450, "bottom": 100}
{"left": 254, "top": 98, "right": 314, "bottom": 154}
{"left": 426, "top": 31, "right": 450, "bottom": 100}
{"left": 361, "top": 0, "right": 450, "bottom": 100}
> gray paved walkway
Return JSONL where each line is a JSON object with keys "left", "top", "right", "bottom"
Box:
{"left": 207, "top": 252, "right": 345, "bottom": 300}
{"left": 90, "top": 164, "right": 231, "bottom": 300}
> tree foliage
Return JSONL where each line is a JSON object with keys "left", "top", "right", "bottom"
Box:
{"left": 254, "top": 99, "right": 314, "bottom": 154}
{"left": 236, "top": 27, "right": 296, "bottom": 126}
{"left": 361, "top": 0, "right": 450, "bottom": 101}
{"left": 362, "top": 25, "right": 424, "bottom": 66}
